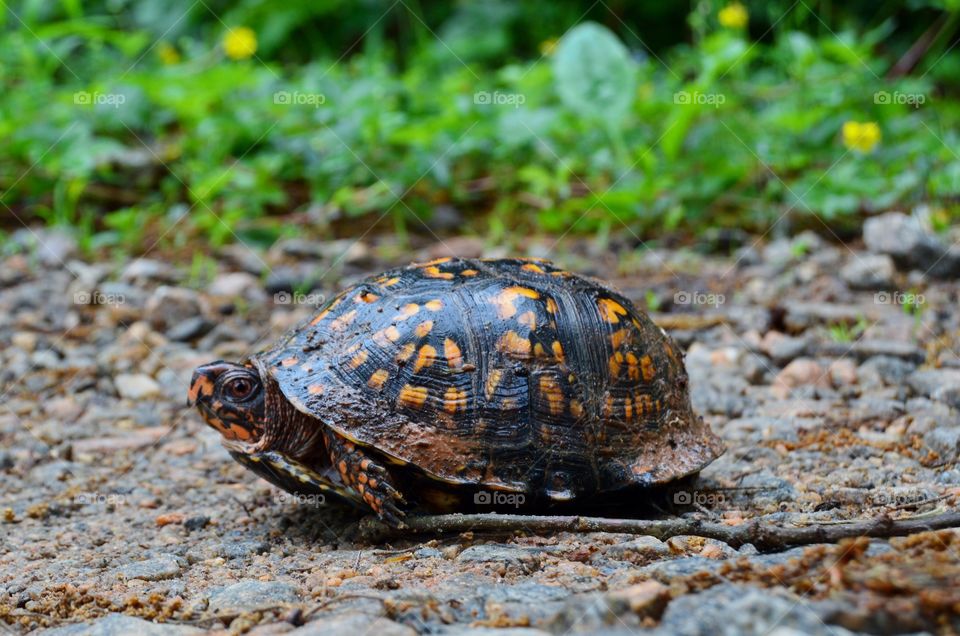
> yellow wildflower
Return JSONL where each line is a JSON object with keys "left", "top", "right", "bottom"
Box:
{"left": 718, "top": 3, "right": 749, "bottom": 29}
{"left": 157, "top": 42, "right": 180, "bottom": 66}
{"left": 223, "top": 27, "right": 257, "bottom": 61}
{"left": 539, "top": 38, "right": 558, "bottom": 56}
{"left": 841, "top": 121, "right": 881, "bottom": 153}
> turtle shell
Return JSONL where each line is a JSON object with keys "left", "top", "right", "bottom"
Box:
{"left": 259, "top": 257, "right": 723, "bottom": 500}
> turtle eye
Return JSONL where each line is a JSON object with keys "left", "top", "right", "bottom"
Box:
{"left": 224, "top": 375, "right": 259, "bottom": 401}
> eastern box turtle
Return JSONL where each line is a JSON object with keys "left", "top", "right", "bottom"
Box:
{"left": 189, "top": 257, "right": 723, "bottom": 526}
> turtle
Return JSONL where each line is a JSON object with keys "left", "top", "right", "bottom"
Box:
{"left": 189, "top": 257, "right": 724, "bottom": 526}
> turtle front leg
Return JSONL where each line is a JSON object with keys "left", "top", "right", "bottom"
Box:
{"left": 322, "top": 429, "right": 407, "bottom": 527}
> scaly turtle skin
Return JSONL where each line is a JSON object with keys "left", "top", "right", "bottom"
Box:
{"left": 189, "top": 257, "right": 724, "bottom": 526}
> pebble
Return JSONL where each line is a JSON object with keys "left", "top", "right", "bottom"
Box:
{"left": 38, "top": 613, "right": 203, "bottom": 635}
{"left": 290, "top": 613, "right": 415, "bottom": 636}
{"left": 121, "top": 258, "right": 178, "bottom": 283}
{"left": 771, "top": 358, "right": 830, "bottom": 398}
{"left": 840, "top": 253, "right": 895, "bottom": 290}
{"left": 114, "top": 373, "right": 162, "bottom": 400}
{"left": 596, "top": 536, "right": 670, "bottom": 563}
{"left": 653, "top": 584, "right": 857, "bottom": 636}
{"left": 116, "top": 554, "right": 184, "bottom": 581}
{"left": 456, "top": 544, "right": 541, "bottom": 571}
{"left": 208, "top": 581, "right": 300, "bottom": 614}
{"left": 165, "top": 316, "right": 214, "bottom": 342}
{"left": 144, "top": 286, "right": 205, "bottom": 331}
{"left": 208, "top": 271, "right": 266, "bottom": 300}
{"left": 923, "top": 427, "right": 960, "bottom": 462}
{"left": 907, "top": 368, "right": 960, "bottom": 408}
{"left": 864, "top": 211, "right": 960, "bottom": 278}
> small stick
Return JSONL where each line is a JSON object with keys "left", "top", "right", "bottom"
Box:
{"left": 358, "top": 510, "right": 960, "bottom": 551}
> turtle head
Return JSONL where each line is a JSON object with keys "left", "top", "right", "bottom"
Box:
{"left": 189, "top": 361, "right": 266, "bottom": 444}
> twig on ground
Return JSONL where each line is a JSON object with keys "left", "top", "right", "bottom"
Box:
{"left": 358, "top": 510, "right": 960, "bottom": 551}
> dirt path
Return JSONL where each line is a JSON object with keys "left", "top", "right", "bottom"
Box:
{"left": 2, "top": 221, "right": 959, "bottom": 635}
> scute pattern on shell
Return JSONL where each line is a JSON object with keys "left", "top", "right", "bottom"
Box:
{"left": 260, "top": 257, "right": 723, "bottom": 499}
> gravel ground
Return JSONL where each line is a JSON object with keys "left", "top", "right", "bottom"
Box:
{"left": 2, "top": 214, "right": 960, "bottom": 635}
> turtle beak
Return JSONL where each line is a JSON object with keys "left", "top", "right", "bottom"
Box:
{"left": 187, "top": 361, "right": 232, "bottom": 407}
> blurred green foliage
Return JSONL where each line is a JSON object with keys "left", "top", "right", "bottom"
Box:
{"left": 1, "top": 0, "right": 959, "bottom": 253}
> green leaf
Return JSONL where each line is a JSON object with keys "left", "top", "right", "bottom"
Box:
{"left": 552, "top": 22, "right": 636, "bottom": 124}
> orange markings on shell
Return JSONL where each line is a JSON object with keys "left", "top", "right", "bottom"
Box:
{"left": 497, "top": 330, "right": 532, "bottom": 358}
{"left": 424, "top": 299, "right": 444, "bottom": 311}
{"left": 367, "top": 369, "right": 390, "bottom": 390}
{"left": 597, "top": 298, "right": 629, "bottom": 324}
{"left": 415, "top": 320, "right": 434, "bottom": 338}
{"left": 491, "top": 286, "right": 540, "bottom": 319}
{"left": 443, "top": 387, "right": 467, "bottom": 414}
{"left": 422, "top": 266, "right": 454, "bottom": 280}
{"left": 413, "top": 345, "right": 438, "bottom": 373}
{"left": 461, "top": 269, "right": 478, "bottom": 276}
{"left": 485, "top": 369, "right": 503, "bottom": 399}
{"left": 395, "top": 342, "right": 416, "bottom": 363}
{"left": 308, "top": 384, "right": 325, "bottom": 395}
{"left": 539, "top": 375, "right": 564, "bottom": 416}
{"left": 419, "top": 257, "right": 452, "bottom": 266}
{"left": 330, "top": 309, "right": 358, "bottom": 331}
{"left": 349, "top": 349, "right": 368, "bottom": 369}
{"left": 396, "top": 303, "right": 419, "bottom": 319}
{"left": 640, "top": 355, "right": 656, "bottom": 382}
{"left": 444, "top": 338, "right": 463, "bottom": 369}
{"left": 517, "top": 311, "right": 537, "bottom": 329}
{"left": 398, "top": 384, "right": 429, "bottom": 409}
{"left": 357, "top": 290, "right": 380, "bottom": 303}
{"left": 521, "top": 263, "right": 546, "bottom": 273}
{"left": 281, "top": 356, "right": 299, "bottom": 367}
{"left": 551, "top": 341, "right": 565, "bottom": 362}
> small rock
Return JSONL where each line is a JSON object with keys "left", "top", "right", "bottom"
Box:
{"left": 114, "top": 373, "right": 161, "bottom": 400}
{"left": 183, "top": 515, "right": 210, "bottom": 531}
{"left": 38, "top": 613, "right": 203, "bottom": 635}
{"left": 772, "top": 359, "right": 829, "bottom": 398}
{"left": 923, "top": 427, "right": 960, "bottom": 463}
{"left": 144, "top": 286, "right": 205, "bottom": 331}
{"left": 828, "top": 359, "right": 858, "bottom": 387}
{"left": 414, "top": 547, "right": 443, "bottom": 559}
{"left": 597, "top": 536, "right": 670, "bottom": 563}
{"left": 208, "top": 272, "right": 265, "bottom": 300}
{"left": 760, "top": 332, "right": 809, "bottom": 365}
{"left": 122, "top": 258, "right": 178, "bottom": 283}
{"left": 165, "top": 316, "right": 214, "bottom": 342}
{"left": 863, "top": 211, "right": 960, "bottom": 278}
{"left": 457, "top": 544, "right": 541, "bottom": 571}
{"left": 116, "top": 554, "right": 184, "bottom": 581}
{"left": 908, "top": 369, "right": 960, "bottom": 409}
{"left": 290, "top": 613, "right": 415, "bottom": 636}
{"left": 155, "top": 513, "right": 185, "bottom": 527}
{"left": 606, "top": 581, "right": 670, "bottom": 618}
{"left": 840, "top": 254, "right": 895, "bottom": 290}
{"left": 208, "top": 581, "right": 300, "bottom": 614}
{"left": 858, "top": 356, "right": 917, "bottom": 388}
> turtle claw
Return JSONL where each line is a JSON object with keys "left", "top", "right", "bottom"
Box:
{"left": 323, "top": 429, "right": 408, "bottom": 525}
